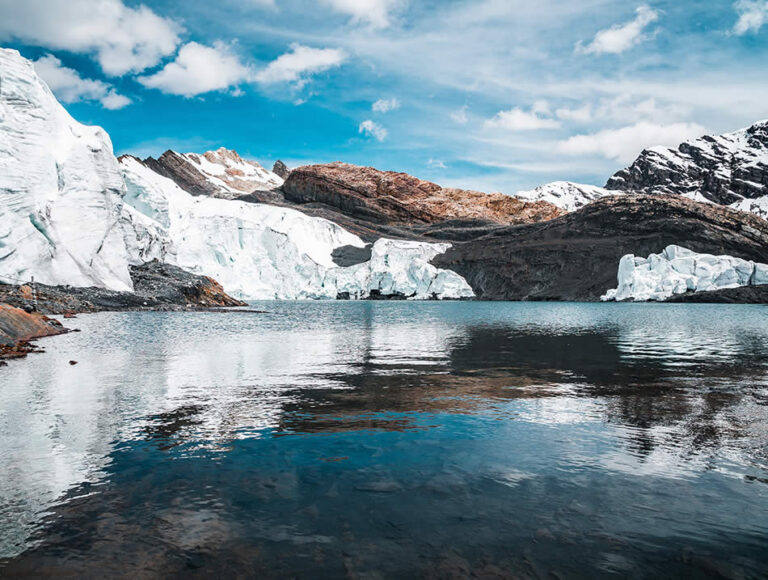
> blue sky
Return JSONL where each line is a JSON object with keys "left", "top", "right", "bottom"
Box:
{"left": 1, "top": 0, "right": 767, "bottom": 192}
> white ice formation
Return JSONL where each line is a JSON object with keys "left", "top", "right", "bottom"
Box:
{"left": 601, "top": 245, "right": 768, "bottom": 302}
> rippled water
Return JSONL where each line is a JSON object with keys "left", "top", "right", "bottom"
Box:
{"left": 1, "top": 302, "right": 767, "bottom": 578}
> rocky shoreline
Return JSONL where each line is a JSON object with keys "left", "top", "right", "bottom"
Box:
{"left": 0, "top": 303, "right": 69, "bottom": 365}
{"left": 0, "top": 261, "right": 246, "bottom": 316}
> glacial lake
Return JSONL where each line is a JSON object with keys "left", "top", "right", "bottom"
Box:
{"left": 1, "top": 302, "right": 767, "bottom": 578}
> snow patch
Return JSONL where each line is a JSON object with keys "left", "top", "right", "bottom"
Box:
{"left": 514, "top": 181, "right": 613, "bottom": 212}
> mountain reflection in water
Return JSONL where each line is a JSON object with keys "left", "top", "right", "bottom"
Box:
{"left": 0, "top": 302, "right": 766, "bottom": 578}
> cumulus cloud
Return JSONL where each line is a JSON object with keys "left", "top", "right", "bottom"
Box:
{"left": 359, "top": 119, "right": 388, "bottom": 141}
{"left": 577, "top": 5, "right": 659, "bottom": 55}
{"left": 255, "top": 44, "right": 347, "bottom": 87}
{"left": 485, "top": 105, "right": 561, "bottom": 131}
{"left": 33, "top": 54, "right": 131, "bottom": 110}
{"left": 139, "top": 42, "right": 251, "bottom": 97}
{"left": 372, "top": 98, "right": 400, "bottom": 113}
{"left": 0, "top": 0, "right": 180, "bottom": 76}
{"left": 558, "top": 121, "right": 706, "bottom": 163}
{"left": 733, "top": 0, "right": 768, "bottom": 35}
{"left": 321, "top": 0, "right": 403, "bottom": 29}
{"left": 427, "top": 158, "right": 447, "bottom": 169}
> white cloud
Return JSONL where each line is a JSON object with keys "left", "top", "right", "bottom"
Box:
{"left": 321, "top": 0, "right": 403, "bottom": 29}
{"left": 558, "top": 121, "right": 706, "bottom": 163}
{"left": 139, "top": 42, "right": 251, "bottom": 97}
{"left": 594, "top": 95, "right": 690, "bottom": 124}
{"left": 254, "top": 44, "right": 347, "bottom": 87}
{"left": 100, "top": 92, "right": 133, "bottom": 110}
{"left": 555, "top": 104, "right": 593, "bottom": 123}
{"left": 372, "top": 98, "right": 400, "bottom": 113}
{"left": 33, "top": 54, "right": 131, "bottom": 110}
{"left": 485, "top": 106, "right": 561, "bottom": 131}
{"left": 733, "top": 0, "right": 768, "bottom": 35}
{"left": 0, "top": 0, "right": 181, "bottom": 76}
{"left": 359, "top": 119, "right": 388, "bottom": 141}
{"left": 578, "top": 5, "right": 659, "bottom": 55}
{"left": 427, "top": 158, "right": 447, "bottom": 169}
{"left": 451, "top": 105, "right": 469, "bottom": 124}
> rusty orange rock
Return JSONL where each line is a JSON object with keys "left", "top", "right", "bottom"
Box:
{"left": 283, "top": 162, "right": 563, "bottom": 226}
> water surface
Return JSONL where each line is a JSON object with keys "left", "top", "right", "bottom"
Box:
{"left": 1, "top": 302, "right": 767, "bottom": 578}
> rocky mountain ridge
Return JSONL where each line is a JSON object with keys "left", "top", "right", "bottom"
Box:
{"left": 606, "top": 120, "right": 768, "bottom": 217}
{"left": 137, "top": 147, "right": 284, "bottom": 200}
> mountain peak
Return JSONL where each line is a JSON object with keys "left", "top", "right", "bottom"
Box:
{"left": 607, "top": 121, "right": 768, "bottom": 214}
{"left": 137, "top": 147, "right": 284, "bottom": 199}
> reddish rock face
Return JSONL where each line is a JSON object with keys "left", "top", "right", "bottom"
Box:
{"left": 0, "top": 304, "right": 67, "bottom": 359}
{"left": 282, "top": 162, "right": 563, "bottom": 226}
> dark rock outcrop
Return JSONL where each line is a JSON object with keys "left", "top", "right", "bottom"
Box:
{"left": 432, "top": 195, "right": 768, "bottom": 301}
{"left": 273, "top": 160, "right": 290, "bottom": 179}
{"left": 138, "top": 150, "right": 221, "bottom": 197}
{"left": 607, "top": 120, "right": 768, "bottom": 206}
{"left": 0, "top": 262, "right": 246, "bottom": 315}
{"left": 282, "top": 162, "right": 563, "bottom": 227}
{"left": 665, "top": 284, "right": 768, "bottom": 304}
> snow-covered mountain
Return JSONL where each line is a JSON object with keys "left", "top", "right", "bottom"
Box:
{"left": 511, "top": 122, "right": 768, "bottom": 219}
{"left": 0, "top": 49, "right": 472, "bottom": 300}
{"left": 140, "top": 148, "right": 284, "bottom": 200}
{"left": 607, "top": 120, "right": 768, "bottom": 218}
{"left": 514, "top": 181, "right": 613, "bottom": 212}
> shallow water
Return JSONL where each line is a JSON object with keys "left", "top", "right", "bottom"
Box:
{"left": 0, "top": 302, "right": 767, "bottom": 578}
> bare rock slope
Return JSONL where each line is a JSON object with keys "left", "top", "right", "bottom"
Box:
{"left": 281, "top": 162, "right": 564, "bottom": 227}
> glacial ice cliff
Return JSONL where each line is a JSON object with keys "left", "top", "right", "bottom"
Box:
{"left": 120, "top": 157, "right": 474, "bottom": 300}
{"left": 601, "top": 245, "right": 768, "bottom": 302}
{"left": 0, "top": 48, "right": 473, "bottom": 300}
{"left": 0, "top": 48, "right": 136, "bottom": 290}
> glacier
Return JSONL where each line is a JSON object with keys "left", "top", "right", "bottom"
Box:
{"left": 120, "top": 157, "right": 473, "bottom": 300}
{"left": 0, "top": 48, "right": 136, "bottom": 290}
{"left": 0, "top": 48, "right": 473, "bottom": 301}
{"left": 601, "top": 245, "right": 768, "bottom": 302}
